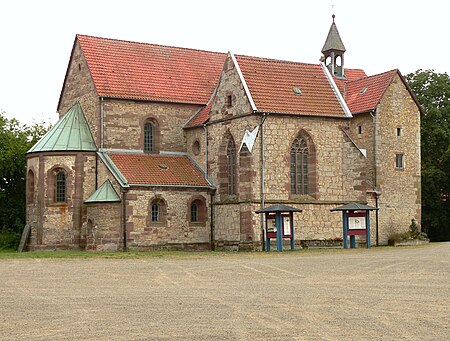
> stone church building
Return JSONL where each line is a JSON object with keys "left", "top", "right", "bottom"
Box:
{"left": 25, "top": 18, "right": 422, "bottom": 251}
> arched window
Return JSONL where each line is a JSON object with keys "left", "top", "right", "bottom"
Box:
{"left": 55, "top": 170, "right": 67, "bottom": 202}
{"left": 290, "top": 138, "right": 309, "bottom": 195}
{"left": 227, "top": 139, "right": 236, "bottom": 195}
{"left": 151, "top": 202, "right": 159, "bottom": 222}
{"left": 27, "top": 170, "right": 35, "bottom": 204}
{"left": 191, "top": 202, "right": 198, "bottom": 222}
{"left": 188, "top": 196, "right": 206, "bottom": 224}
{"left": 144, "top": 122, "right": 155, "bottom": 152}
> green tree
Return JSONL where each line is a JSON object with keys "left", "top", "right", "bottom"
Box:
{"left": 406, "top": 70, "right": 450, "bottom": 241}
{"left": 0, "top": 112, "right": 48, "bottom": 248}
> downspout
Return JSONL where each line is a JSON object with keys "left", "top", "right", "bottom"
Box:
{"left": 260, "top": 113, "right": 268, "bottom": 250}
{"left": 100, "top": 97, "right": 104, "bottom": 150}
{"left": 369, "top": 109, "right": 379, "bottom": 246}
{"left": 203, "top": 124, "right": 209, "bottom": 177}
{"left": 210, "top": 189, "right": 216, "bottom": 251}
{"left": 204, "top": 124, "right": 215, "bottom": 250}
{"left": 122, "top": 189, "right": 127, "bottom": 251}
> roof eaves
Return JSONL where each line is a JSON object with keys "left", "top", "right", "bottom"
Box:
{"left": 320, "top": 63, "right": 352, "bottom": 118}
{"left": 229, "top": 52, "right": 257, "bottom": 112}
{"left": 97, "top": 151, "right": 129, "bottom": 188}
{"left": 100, "top": 95, "right": 206, "bottom": 106}
{"left": 396, "top": 70, "right": 426, "bottom": 115}
{"left": 185, "top": 154, "right": 216, "bottom": 189}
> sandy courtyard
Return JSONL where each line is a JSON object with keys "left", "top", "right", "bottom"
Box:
{"left": 1, "top": 243, "right": 449, "bottom": 340}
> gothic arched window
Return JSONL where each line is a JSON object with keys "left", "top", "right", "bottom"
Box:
{"left": 227, "top": 139, "right": 236, "bottom": 195}
{"left": 290, "top": 138, "right": 309, "bottom": 195}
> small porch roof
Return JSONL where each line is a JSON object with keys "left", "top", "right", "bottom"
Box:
{"left": 256, "top": 204, "right": 302, "bottom": 214}
{"left": 330, "top": 203, "right": 378, "bottom": 212}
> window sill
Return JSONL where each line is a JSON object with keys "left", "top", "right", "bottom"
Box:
{"left": 189, "top": 221, "right": 206, "bottom": 227}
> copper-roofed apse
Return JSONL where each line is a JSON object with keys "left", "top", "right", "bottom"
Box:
{"left": 27, "top": 102, "right": 96, "bottom": 153}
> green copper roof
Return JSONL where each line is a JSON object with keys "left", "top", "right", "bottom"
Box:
{"left": 321, "top": 16, "right": 346, "bottom": 53}
{"left": 85, "top": 179, "right": 121, "bottom": 203}
{"left": 28, "top": 102, "right": 96, "bottom": 153}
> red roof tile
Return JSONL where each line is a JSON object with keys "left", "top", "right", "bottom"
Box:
{"left": 108, "top": 153, "right": 210, "bottom": 187}
{"left": 345, "top": 70, "right": 398, "bottom": 114}
{"left": 184, "top": 92, "right": 215, "bottom": 128}
{"left": 77, "top": 35, "right": 226, "bottom": 104}
{"left": 236, "top": 55, "right": 347, "bottom": 117}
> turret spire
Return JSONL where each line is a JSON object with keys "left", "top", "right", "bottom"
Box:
{"left": 322, "top": 15, "right": 346, "bottom": 78}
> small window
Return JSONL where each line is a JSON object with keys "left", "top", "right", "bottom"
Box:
{"left": 191, "top": 202, "right": 198, "bottom": 222}
{"left": 27, "top": 170, "right": 35, "bottom": 204}
{"left": 226, "top": 95, "right": 232, "bottom": 107}
{"left": 360, "top": 87, "right": 368, "bottom": 94}
{"left": 144, "top": 122, "right": 154, "bottom": 152}
{"left": 151, "top": 202, "right": 159, "bottom": 222}
{"left": 55, "top": 170, "right": 67, "bottom": 202}
{"left": 395, "top": 154, "right": 404, "bottom": 169}
{"left": 78, "top": 63, "right": 82, "bottom": 72}
{"left": 397, "top": 127, "right": 402, "bottom": 136}
{"left": 192, "top": 140, "right": 200, "bottom": 155}
{"left": 358, "top": 125, "right": 363, "bottom": 135}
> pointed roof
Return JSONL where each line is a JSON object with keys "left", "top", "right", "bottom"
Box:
{"left": 73, "top": 34, "right": 226, "bottom": 105}
{"left": 322, "top": 15, "right": 346, "bottom": 53}
{"left": 85, "top": 179, "right": 121, "bottom": 203}
{"left": 28, "top": 102, "right": 96, "bottom": 153}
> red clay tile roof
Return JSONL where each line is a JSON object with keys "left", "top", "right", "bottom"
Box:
{"left": 77, "top": 35, "right": 226, "bottom": 104}
{"left": 235, "top": 55, "right": 347, "bottom": 117}
{"left": 345, "top": 68, "right": 367, "bottom": 81}
{"left": 345, "top": 70, "right": 398, "bottom": 114}
{"left": 108, "top": 153, "right": 210, "bottom": 187}
{"left": 184, "top": 91, "right": 215, "bottom": 128}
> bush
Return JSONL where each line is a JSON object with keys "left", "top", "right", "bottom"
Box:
{"left": 388, "top": 219, "right": 428, "bottom": 245}
{"left": 0, "top": 230, "right": 21, "bottom": 251}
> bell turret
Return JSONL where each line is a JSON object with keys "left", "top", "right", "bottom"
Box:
{"left": 322, "top": 15, "right": 346, "bottom": 78}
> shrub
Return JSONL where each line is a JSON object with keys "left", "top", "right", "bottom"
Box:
{"left": 0, "top": 229, "right": 21, "bottom": 251}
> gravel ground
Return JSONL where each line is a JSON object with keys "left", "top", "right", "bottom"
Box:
{"left": 0, "top": 243, "right": 449, "bottom": 340}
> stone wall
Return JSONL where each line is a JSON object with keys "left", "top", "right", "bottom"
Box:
{"left": 185, "top": 127, "right": 207, "bottom": 174}
{"left": 375, "top": 73, "right": 421, "bottom": 243}
{"left": 103, "top": 99, "right": 202, "bottom": 152}
{"left": 26, "top": 152, "right": 97, "bottom": 250}
{"left": 85, "top": 203, "right": 122, "bottom": 251}
{"left": 124, "top": 187, "right": 212, "bottom": 250}
{"left": 58, "top": 41, "right": 100, "bottom": 147}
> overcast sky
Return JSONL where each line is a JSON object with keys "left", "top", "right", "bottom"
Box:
{"left": 0, "top": 0, "right": 448, "bottom": 125}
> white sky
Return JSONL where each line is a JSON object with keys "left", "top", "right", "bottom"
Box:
{"left": 0, "top": 0, "right": 448, "bottom": 125}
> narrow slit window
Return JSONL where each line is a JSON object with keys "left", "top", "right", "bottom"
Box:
{"left": 191, "top": 202, "right": 198, "bottom": 222}
{"left": 395, "top": 153, "right": 404, "bottom": 169}
{"left": 358, "top": 125, "right": 363, "bottom": 135}
{"left": 397, "top": 127, "right": 402, "bottom": 136}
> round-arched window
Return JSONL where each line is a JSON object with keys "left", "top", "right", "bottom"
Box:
{"left": 192, "top": 140, "right": 201, "bottom": 155}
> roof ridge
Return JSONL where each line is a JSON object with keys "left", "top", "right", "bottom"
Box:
{"left": 236, "top": 54, "right": 321, "bottom": 67}
{"left": 346, "top": 69, "right": 398, "bottom": 84}
{"left": 76, "top": 34, "right": 225, "bottom": 57}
